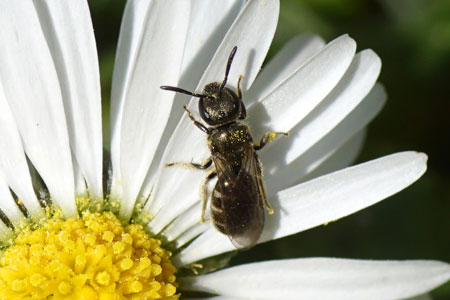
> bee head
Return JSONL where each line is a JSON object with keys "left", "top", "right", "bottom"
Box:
{"left": 198, "top": 82, "right": 242, "bottom": 126}
{"left": 160, "top": 46, "right": 245, "bottom": 127}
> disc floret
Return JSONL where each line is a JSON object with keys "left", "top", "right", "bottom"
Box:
{"left": 0, "top": 211, "right": 179, "bottom": 299}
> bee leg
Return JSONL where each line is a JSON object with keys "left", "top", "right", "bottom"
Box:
{"left": 260, "top": 184, "right": 274, "bottom": 215}
{"left": 166, "top": 157, "right": 212, "bottom": 170}
{"left": 184, "top": 105, "right": 210, "bottom": 134}
{"left": 237, "top": 76, "right": 247, "bottom": 120}
{"left": 237, "top": 75, "right": 244, "bottom": 99}
{"left": 200, "top": 170, "right": 217, "bottom": 223}
{"left": 254, "top": 131, "right": 289, "bottom": 151}
{"left": 255, "top": 160, "right": 274, "bottom": 215}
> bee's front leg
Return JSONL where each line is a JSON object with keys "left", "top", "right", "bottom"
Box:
{"left": 254, "top": 131, "right": 289, "bottom": 151}
{"left": 184, "top": 105, "right": 210, "bottom": 134}
{"left": 237, "top": 75, "right": 247, "bottom": 120}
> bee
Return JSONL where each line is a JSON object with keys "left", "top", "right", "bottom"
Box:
{"left": 161, "top": 46, "right": 287, "bottom": 249}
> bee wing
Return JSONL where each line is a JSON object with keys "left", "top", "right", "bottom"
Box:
{"left": 212, "top": 148, "right": 265, "bottom": 249}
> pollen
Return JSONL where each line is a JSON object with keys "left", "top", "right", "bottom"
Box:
{"left": 0, "top": 211, "right": 179, "bottom": 300}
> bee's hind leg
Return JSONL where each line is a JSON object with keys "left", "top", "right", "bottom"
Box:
{"left": 166, "top": 157, "right": 212, "bottom": 170}
{"left": 200, "top": 170, "right": 217, "bottom": 223}
{"left": 255, "top": 160, "right": 274, "bottom": 215}
{"left": 259, "top": 181, "right": 274, "bottom": 215}
{"left": 254, "top": 131, "right": 289, "bottom": 151}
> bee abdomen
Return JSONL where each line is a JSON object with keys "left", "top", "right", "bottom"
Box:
{"left": 211, "top": 188, "right": 227, "bottom": 234}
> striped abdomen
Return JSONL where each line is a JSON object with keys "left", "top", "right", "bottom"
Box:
{"left": 210, "top": 170, "right": 263, "bottom": 245}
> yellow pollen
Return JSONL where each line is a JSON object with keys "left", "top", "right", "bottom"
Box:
{"left": 58, "top": 281, "right": 72, "bottom": 295}
{"left": 120, "top": 258, "right": 134, "bottom": 270}
{"left": 0, "top": 211, "right": 179, "bottom": 299}
{"left": 113, "top": 241, "right": 126, "bottom": 254}
{"left": 95, "top": 271, "right": 111, "bottom": 286}
{"left": 123, "top": 281, "right": 143, "bottom": 295}
{"left": 30, "top": 273, "right": 46, "bottom": 287}
{"left": 12, "top": 279, "right": 26, "bottom": 292}
{"left": 75, "top": 254, "right": 87, "bottom": 273}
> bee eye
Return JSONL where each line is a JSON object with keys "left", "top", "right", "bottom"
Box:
{"left": 199, "top": 99, "right": 211, "bottom": 121}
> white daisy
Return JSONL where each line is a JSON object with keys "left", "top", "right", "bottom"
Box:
{"left": 0, "top": 0, "right": 448, "bottom": 299}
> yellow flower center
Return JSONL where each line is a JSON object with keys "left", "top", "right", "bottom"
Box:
{"left": 0, "top": 211, "right": 179, "bottom": 299}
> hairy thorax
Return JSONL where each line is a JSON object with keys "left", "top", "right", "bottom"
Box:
{"left": 208, "top": 123, "right": 253, "bottom": 172}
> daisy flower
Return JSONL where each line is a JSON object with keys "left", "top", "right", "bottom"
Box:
{"left": 0, "top": 0, "right": 448, "bottom": 299}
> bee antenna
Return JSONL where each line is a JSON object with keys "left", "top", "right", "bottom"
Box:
{"left": 219, "top": 46, "right": 237, "bottom": 91}
{"left": 160, "top": 86, "right": 204, "bottom": 98}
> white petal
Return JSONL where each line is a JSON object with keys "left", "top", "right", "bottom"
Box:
{"left": 301, "top": 129, "right": 366, "bottom": 182}
{"left": 185, "top": 298, "right": 244, "bottom": 300}
{"left": 0, "top": 172, "right": 25, "bottom": 225}
{"left": 161, "top": 201, "right": 202, "bottom": 242}
{"left": 72, "top": 157, "right": 88, "bottom": 197}
{"left": 246, "top": 34, "right": 325, "bottom": 108}
{"left": 172, "top": 227, "right": 227, "bottom": 267}
{"left": 137, "top": 0, "right": 245, "bottom": 205}
{"left": 181, "top": 0, "right": 245, "bottom": 75}
{"left": 192, "top": 0, "right": 280, "bottom": 91}
{"left": 34, "top": 1, "right": 103, "bottom": 199}
{"left": 174, "top": 151, "right": 427, "bottom": 266}
{"left": 0, "top": 224, "right": 11, "bottom": 241}
{"left": 0, "top": 2, "right": 75, "bottom": 216}
{"left": 263, "top": 153, "right": 422, "bottom": 235}
{"left": 0, "top": 205, "right": 12, "bottom": 241}
{"left": 258, "top": 49, "right": 380, "bottom": 167}
{"left": 248, "top": 34, "right": 357, "bottom": 139}
{"left": 161, "top": 180, "right": 215, "bottom": 245}
{"left": 147, "top": 0, "right": 280, "bottom": 233}
{"left": 180, "top": 258, "right": 450, "bottom": 300}
{"left": 110, "top": 0, "right": 152, "bottom": 200}
{"left": 174, "top": 222, "right": 209, "bottom": 248}
{"left": 117, "top": 0, "right": 190, "bottom": 219}
{"left": 0, "top": 85, "right": 42, "bottom": 218}
{"left": 264, "top": 83, "right": 386, "bottom": 194}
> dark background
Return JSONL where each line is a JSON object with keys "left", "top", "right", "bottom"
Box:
{"left": 88, "top": 0, "right": 450, "bottom": 298}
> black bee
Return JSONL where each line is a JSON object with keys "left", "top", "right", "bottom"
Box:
{"left": 161, "top": 46, "right": 287, "bottom": 249}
